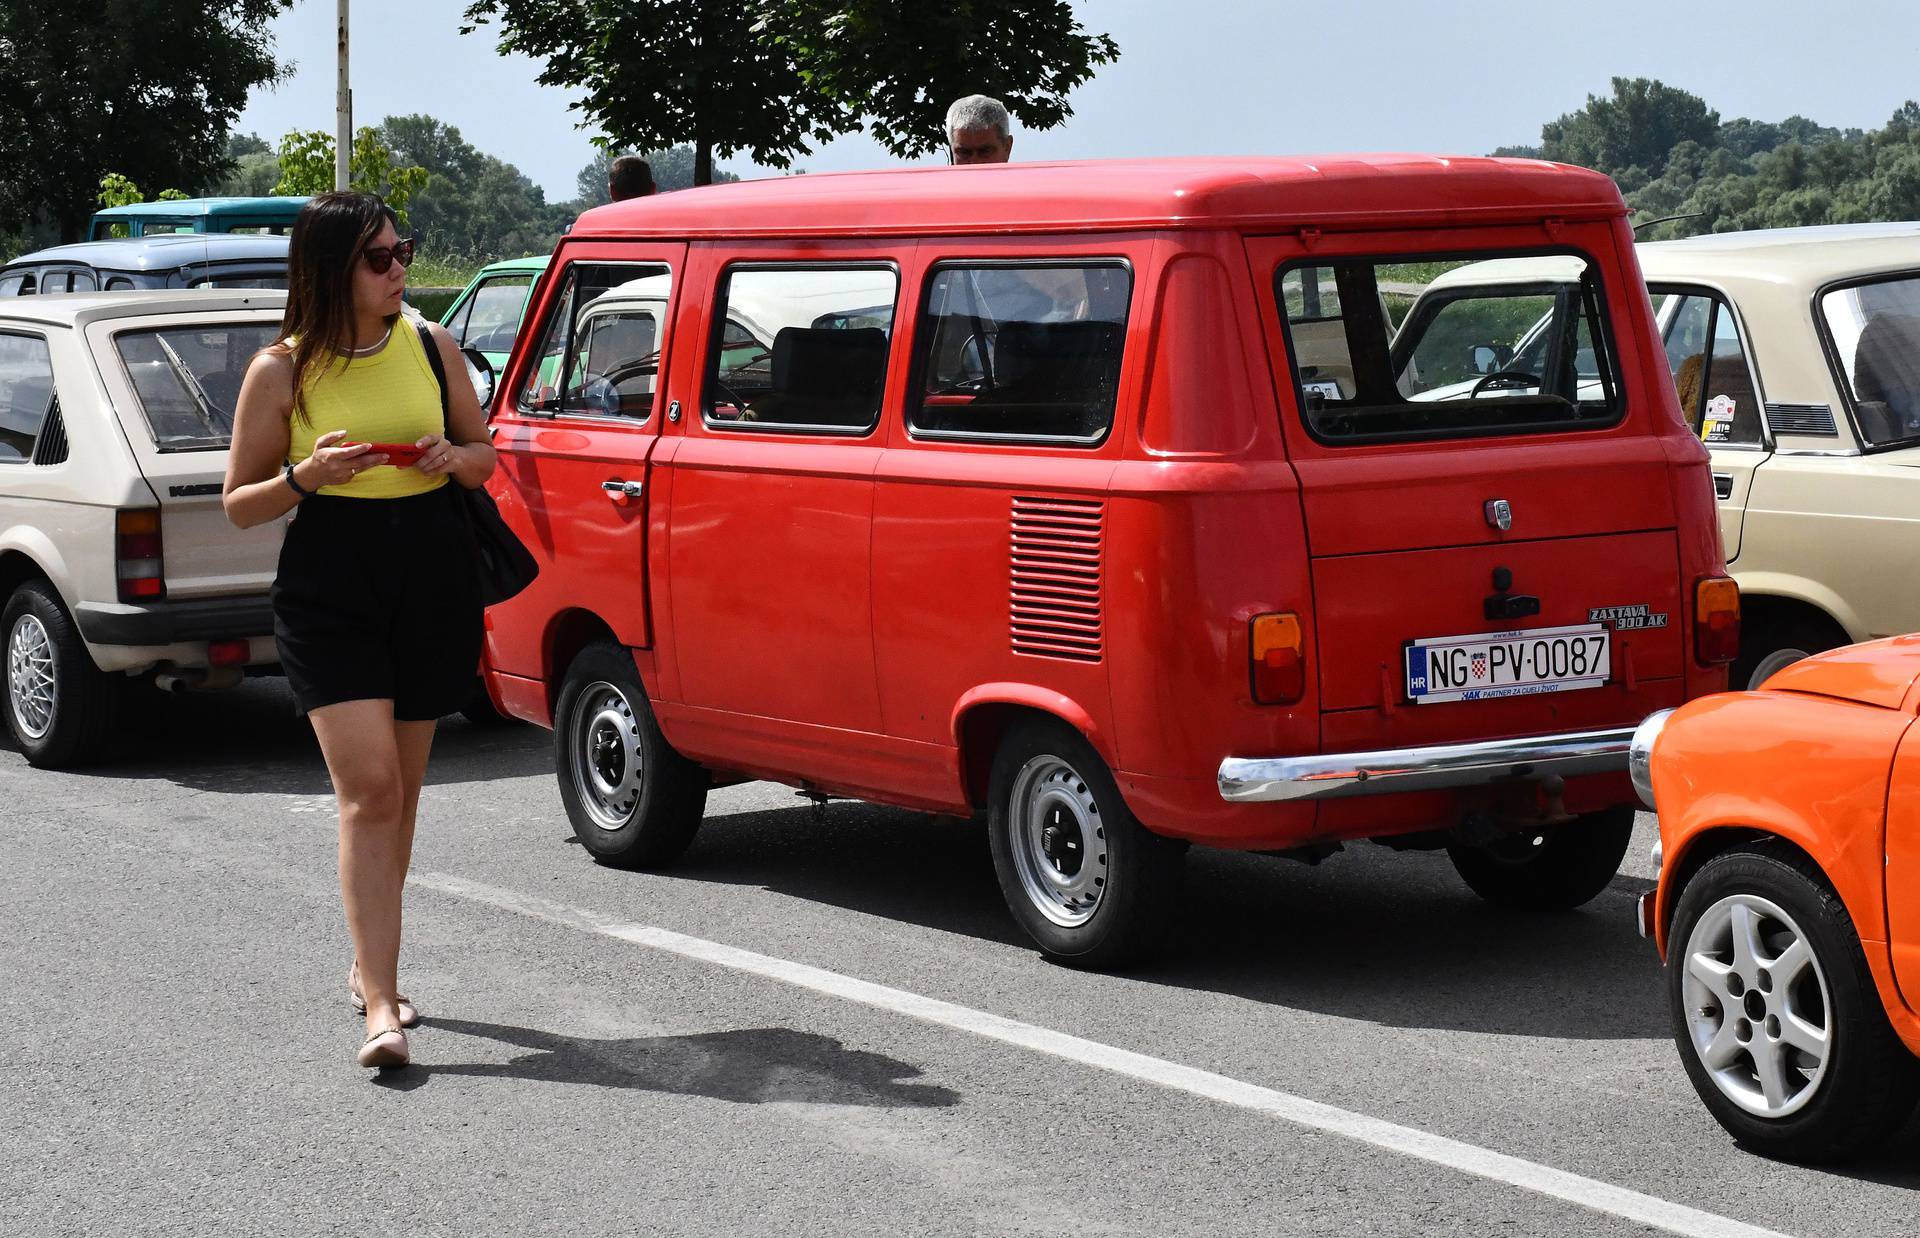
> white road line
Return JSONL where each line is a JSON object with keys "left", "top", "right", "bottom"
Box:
{"left": 409, "top": 870, "right": 1789, "bottom": 1238}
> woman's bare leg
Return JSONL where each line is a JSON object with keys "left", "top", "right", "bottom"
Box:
{"left": 394, "top": 719, "right": 438, "bottom": 885}
{"left": 310, "top": 698, "right": 408, "bottom": 1038}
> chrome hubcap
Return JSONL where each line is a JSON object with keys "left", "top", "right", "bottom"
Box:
{"left": 568, "top": 680, "right": 644, "bottom": 831}
{"left": 6, "top": 613, "right": 55, "bottom": 740}
{"left": 1682, "top": 893, "right": 1831, "bottom": 1118}
{"left": 1009, "top": 756, "right": 1108, "bottom": 927}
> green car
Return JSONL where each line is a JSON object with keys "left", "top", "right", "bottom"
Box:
{"left": 438, "top": 254, "right": 550, "bottom": 375}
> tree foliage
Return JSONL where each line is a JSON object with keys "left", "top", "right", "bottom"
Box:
{"left": 755, "top": 0, "right": 1118, "bottom": 158}
{"left": 0, "top": 0, "right": 289, "bottom": 241}
{"left": 273, "top": 128, "right": 432, "bottom": 230}
{"left": 462, "top": 0, "right": 1117, "bottom": 184}
{"left": 1512, "top": 83, "right": 1920, "bottom": 240}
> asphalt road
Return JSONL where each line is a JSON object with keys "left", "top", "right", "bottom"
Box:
{"left": 4, "top": 679, "right": 1916, "bottom": 1237}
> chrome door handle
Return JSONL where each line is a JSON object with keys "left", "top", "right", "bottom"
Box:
{"left": 601, "top": 479, "right": 644, "bottom": 498}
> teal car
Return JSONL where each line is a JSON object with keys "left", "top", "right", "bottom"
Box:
{"left": 439, "top": 255, "right": 550, "bottom": 374}
{"left": 88, "top": 196, "right": 309, "bottom": 241}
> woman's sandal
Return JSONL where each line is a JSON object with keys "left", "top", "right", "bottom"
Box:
{"left": 357, "top": 1025, "right": 410, "bottom": 1069}
{"left": 348, "top": 962, "right": 421, "bottom": 1028}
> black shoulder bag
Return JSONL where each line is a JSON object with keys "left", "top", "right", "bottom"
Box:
{"left": 415, "top": 321, "right": 539, "bottom": 606}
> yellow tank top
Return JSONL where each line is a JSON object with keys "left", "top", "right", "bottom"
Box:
{"left": 286, "top": 319, "right": 448, "bottom": 499}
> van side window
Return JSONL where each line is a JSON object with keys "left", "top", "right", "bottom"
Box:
{"left": 704, "top": 266, "right": 898, "bottom": 433}
{"left": 1279, "top": 253, "right": 1623, "bottom": 443}
{"left": 1654, "top": 289, "right": 1763, "bottom": 446}
{"left": 0, "top": 333, "right": 57, "bottom": 463}
{"left": 519, "top": 262, "right": 670, "bottom": 419}
{"left": 910, "top": 263, "right": 1131, "bottom": 443}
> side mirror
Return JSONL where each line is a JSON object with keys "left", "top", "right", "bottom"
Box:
{"left": 1470, "top": 344, "right": 1512, "bottom": 374}
{"left": 461, "top": 347, "right": 497, "bottom": 409}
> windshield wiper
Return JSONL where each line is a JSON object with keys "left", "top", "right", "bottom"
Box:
{"left": 153, "top": 335, "right": 227, "bottom": 438}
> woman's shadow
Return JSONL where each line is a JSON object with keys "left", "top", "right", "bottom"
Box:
{"left": 375, "top": 1017, "right": 959, "bottom": 1112}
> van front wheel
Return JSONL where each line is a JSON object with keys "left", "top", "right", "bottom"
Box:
{"left": 987, "top": 719, "right": 1183, "bottom": 969}
{"left": 554, "top": 641, "right": 707, "bottom": 868}
{"left": 1445, "top": 806, "right": 1633, "bottom": 910}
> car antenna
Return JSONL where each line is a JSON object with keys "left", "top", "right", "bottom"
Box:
{"left": 1631, "top": 211, "right": 1704, "bottom": 236}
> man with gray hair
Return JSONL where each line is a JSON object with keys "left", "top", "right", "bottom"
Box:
{"left": 946, "top": 94, "right": 1014, "bottom": 164}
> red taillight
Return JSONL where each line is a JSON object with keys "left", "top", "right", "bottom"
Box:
{"left": 1695, "top": 577, "right": 1740, "bottom": 665}
{"left": 207, "top": 639, "right": 250, "bottom": 667}
{"left": 116, "top": 509, "right": 164, "bottom": 603}
{"left": 1251, "top": 612, "right": 1306, "bottom": 704}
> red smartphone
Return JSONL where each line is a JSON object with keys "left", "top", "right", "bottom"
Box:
{"left": 346, "top": 441, "right": 427, "bottom": 467}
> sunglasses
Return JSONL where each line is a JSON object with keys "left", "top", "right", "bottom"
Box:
{"left": 362, "top": 238, "right": 415, "bottom": 275}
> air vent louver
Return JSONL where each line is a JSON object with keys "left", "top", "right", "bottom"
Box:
{"left": 1766, "top": 403, "right": 1838, "bottom": 437}
{"left": 1010, "top": 496, "right": 1104, "bottom": 663}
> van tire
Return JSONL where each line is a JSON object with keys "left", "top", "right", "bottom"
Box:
{"left": 554, "top": 641, "right": 706, "bottom": 868}
{"left": 987, "top": 718, "right": 1184, "bottom": 969}
{"left": 2, "top": 580, "right": 121, "bottom": 769}
{"left": 1445, "top": 806, "right": 1633, "bottom": 911}
{"left": 1667, "top": 845, "right": 1920, "bottom": 1162}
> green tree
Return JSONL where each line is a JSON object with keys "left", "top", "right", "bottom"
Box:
{"left": 1539, "top": 77, "right": 1719, "bottom": 179}
{"left": 0, "top": 0, "right": 289, "bottom": 241}
{"left": 274, "top": 128, "right": 431, "bottom": 230}
{"left": 754, "top": 0, "right": 1118, "bottom": 158}
{"left": 462, "top": 1, "right": 1118, "bottom": 185}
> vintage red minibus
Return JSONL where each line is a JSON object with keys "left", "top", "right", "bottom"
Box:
{"left": 476, "top": 155, "right": 1733, "bottom": 965}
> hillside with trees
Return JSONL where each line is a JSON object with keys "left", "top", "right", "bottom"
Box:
{"left": 1496, "top": 77, "right": 1920, "bottom": 240}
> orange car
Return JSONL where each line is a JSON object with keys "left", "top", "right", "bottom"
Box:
{"left": 1631, "top": 634, "right": 1920, "bottom": 1161}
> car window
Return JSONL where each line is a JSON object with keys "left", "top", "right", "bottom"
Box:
{"left": 1820, "top": 274, "right": 1920, "bottom": 448}
{"left": 68, "top": 269, "right": 96, "bottom": 292}
{"left": 115, "top": 323, "right": 280, "bottom": 451}
{"left": 909, "top": 263, "right": 1131, "bottom": 443}
{"left": 191, "top": 275, "right": 285, "bottom": 290}
{"left": 105, "top": 276, "right": 135, "bottom": 291}
{"left": 0, "top": 333, "right": 56, "bottom": 462}
{"left": 1288, "top": 254, "right": 1622, "bottom": 443}
{"left": 1655, "top": 289, "right": 1763, "bottom": 445}
{"left": 519, "top": 263, "right": 668, "bottom": 417}
{"left": 0, "top": 273, "right": 26, "bottom": 296}
{"left": 456, "top": 275, "right": 534, "bottom": 352}
{"left": 705, "top": 266, "right": 898, "bottom": 434}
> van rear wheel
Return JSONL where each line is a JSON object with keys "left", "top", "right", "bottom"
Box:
{"left": 554, "top": 641, "right": 707, "bottom": 868}
{"left": 1446, "top": 806, "right": 1633, "bottom": 910}
{"left": 3, "top": 580, "right": 120, "bottom": 769}
{"left": 987, "top": 718, "right": 1184, "bottom": 969}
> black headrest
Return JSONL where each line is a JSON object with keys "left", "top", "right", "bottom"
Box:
{"left": 992, "top": 320, "right": 1121, "bottom": 392}
{"left": 771, "top": 326, "right": 888, "bottom": 400}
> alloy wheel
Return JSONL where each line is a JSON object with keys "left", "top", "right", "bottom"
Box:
{"left": 1681, "top": 892, "right": 1832, "bottom": 1118}
{"left": 6, "top": 612, "right": 55, "bottom": 740}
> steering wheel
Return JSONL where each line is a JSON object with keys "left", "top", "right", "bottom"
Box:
{"left": 1469, "top": 369, "right": 1542, "bottom": 398}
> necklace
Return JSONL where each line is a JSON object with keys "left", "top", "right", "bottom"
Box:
{"left": 343, "top": 325, "right": 392, "bottom": 357}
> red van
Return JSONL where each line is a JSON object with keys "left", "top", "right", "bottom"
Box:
{"left": 477, "top": 156, "right": 1734, "bottom": 966}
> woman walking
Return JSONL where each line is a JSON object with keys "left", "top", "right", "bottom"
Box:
{"left": 224, "top": 192, "right": 494, "bottom": 1069}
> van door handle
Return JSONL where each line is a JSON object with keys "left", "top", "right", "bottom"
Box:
{"left": 1712, "top": 472, "right": 1734, "bottom": 500}
{"left": 601, "top": 479, "right": 644, "bottom": 503}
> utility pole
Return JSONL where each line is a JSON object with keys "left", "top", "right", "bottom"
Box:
{"left": 335, "top": 0, "right": 351, "bottom": 191}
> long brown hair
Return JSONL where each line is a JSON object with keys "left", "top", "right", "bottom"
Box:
{"left": 276, "top": 192, "right": 401, "bottom": 422}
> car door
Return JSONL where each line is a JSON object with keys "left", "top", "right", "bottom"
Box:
{"left": 1652, "top": 285, "right": 1770, "bottom": 562}
{"left": 483, "top": 244, "right": 684, "bottom": 680}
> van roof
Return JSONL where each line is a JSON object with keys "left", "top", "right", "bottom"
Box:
{"left": 90, "top": 196, "right": 309, "bottom": 220}
{"left": 570, "top": 155, "right": 1624, "bottom": 240}
{"left": 5, "top": 233, "right": 289, "bottom": 271}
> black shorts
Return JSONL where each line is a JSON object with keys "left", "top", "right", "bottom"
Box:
{"left": 272, "top": 485, "right": 484, "bottom": 721}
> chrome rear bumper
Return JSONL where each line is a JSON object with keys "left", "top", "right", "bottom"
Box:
{"left": 1217, "top": 727, "right": 1637, "bottom": 803}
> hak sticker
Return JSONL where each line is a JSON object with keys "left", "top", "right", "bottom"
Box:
{"left": 1589, "top": 604, "right": 1669, "bottom": 631}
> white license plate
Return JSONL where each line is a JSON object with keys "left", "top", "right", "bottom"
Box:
{"left": 1405, "top": 624, "right": 1610, "bottom": 704}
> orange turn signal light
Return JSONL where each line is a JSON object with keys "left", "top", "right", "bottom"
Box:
{"left": 1695, "top": 577, "right": 1740, "bottom": 666}
{"left": 1251, "top": 612, "right": 1306, "bottom": 705}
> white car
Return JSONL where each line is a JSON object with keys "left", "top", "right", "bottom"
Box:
{"left": 0, "top": 290, "right": 286, "bottom": 766}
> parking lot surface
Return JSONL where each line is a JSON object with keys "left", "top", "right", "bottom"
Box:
{"left": 5, "top": 681, "right": 1915, "bottom": 1237}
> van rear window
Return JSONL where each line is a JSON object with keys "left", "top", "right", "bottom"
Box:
{"left": 1277, "top": 254, "right": 1622, "bottom": 443}
{"left": 116, "top": 324, "right": 279, "bottom": 451}
{"left": 910, "top": 263, "right": 1131, "bottom": 444}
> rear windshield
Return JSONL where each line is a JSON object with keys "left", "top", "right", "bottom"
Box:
{"left": 1277, "top": 253, "right": 1622, "bottom": 443}
{"left": 115, "top": 324, "right": 279, "bottom": 451}
{"left": 1819, "top": 274, "right": 1920, "bottom": 448}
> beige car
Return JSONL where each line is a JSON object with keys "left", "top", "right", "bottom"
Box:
{"left": 1642, "top": 223, "right": 1920, "bottom": 687}
{"left": 0, "top": 290, "right": 287, "bottom": 767}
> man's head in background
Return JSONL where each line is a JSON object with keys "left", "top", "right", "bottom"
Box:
{"left": 609, "top": 156, "right": 655, "bottom": 202}
{"left": 946, "top": 95, "right": 1014, "bottom": 165}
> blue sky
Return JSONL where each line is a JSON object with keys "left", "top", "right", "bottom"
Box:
{"left": 238, "top": 0, "right": 1920, "bottom": 203}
